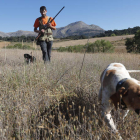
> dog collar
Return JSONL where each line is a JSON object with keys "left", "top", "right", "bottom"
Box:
{"left": 116, "top": 78, "right": 128, "bottom": 92}
{"left": 116, "top": 78, "right": 128, "bottom": 110}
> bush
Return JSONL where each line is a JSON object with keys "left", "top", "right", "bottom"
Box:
{"left": 22, "top": 45, "right": 33, "bottom": 50}
{"left": 67, "top": 45, "right": 85, "bottom": 53}
{"left": 57, "top": 47, "right": 68, "bottom": 52}
{"left": 6, "top": 45, "right": 15, "bottom": 49}
{"left": 14, "top": 43, "right": 22, "bottom": 49}
{"left": 134, "top": 30, "right": 140, "bottom": 52}
{"left": 57, "top": 40, "right": 114, "bottom": 53}
{"left": 125, "top": 38, "right": 136, "bottom": 53}
{"left": 125, "top": 30, "right": 140, "bottom": 53}
{"left": 86, "top": 43, "right": 95, "bottom": 53}
{"left": 5, "top": 43, "right": 34, "bottom": 50}
{"left": 87, "top": 40, "right": 114, "bottom": 53}
{"left": 111, "top": 33, "right": 116, "bottom": 36}
{"left": 57, "top": 45, "right": 85, "bottom": 53}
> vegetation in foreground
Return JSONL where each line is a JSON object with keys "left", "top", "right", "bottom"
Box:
{"left": 0, "top": 49, "right": 140, "bottom": 139}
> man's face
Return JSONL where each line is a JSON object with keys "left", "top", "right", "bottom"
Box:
{"left": 40, "top": 9, "right": 47, "bottom": 17}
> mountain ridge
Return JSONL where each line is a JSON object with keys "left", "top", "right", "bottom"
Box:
{"left": 0, "top": 21, "right": 104, "bottom": 38}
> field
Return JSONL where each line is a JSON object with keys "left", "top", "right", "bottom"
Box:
{"left": 0, "top": 41, "right": 11, "bottom": 48}
{"left": 0, "top": 41, "right": 35, "bottom": 49}
{"left": 1, "top": 36, "right": 140, "bottom": 139}
{"left": 53, "top": 35, "right": 134, "bottom": 48}
{"left": 0, "top": 35, "right": 134, "bottom": 52}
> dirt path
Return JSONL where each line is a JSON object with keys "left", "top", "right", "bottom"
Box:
{"left": 53, "top": 35, "right": 134, "bottom": 48}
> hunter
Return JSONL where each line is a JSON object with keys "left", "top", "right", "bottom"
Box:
{"left": 34, "top": 6, "right": 56, "bottom": 62}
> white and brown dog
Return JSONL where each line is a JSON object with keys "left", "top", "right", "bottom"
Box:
{"left": 99, "top": 63, "right": 140, "bottom": 137}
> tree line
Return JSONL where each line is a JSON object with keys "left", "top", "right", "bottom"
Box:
{"left": 96, "top": 26, "right": 140, "bottom": 37}
{"left": 0, "top": 26, "right": 140, "bottom": 42}
{"left": 0, "top": 36, "right": 35, "bottom": 42}
{"left": 61, "top": 26, "right": 140, "bottom": 39}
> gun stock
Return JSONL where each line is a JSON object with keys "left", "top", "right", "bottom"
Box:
{"left": 35, "top": 6, "right": 65, "bottom": 41}
{"left": 36, "top": 34, "right": 41, "bottom": 40}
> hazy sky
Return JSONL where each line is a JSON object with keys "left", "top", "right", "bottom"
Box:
{"left": 0, "top": 0, "right": 139, "bottom": 32}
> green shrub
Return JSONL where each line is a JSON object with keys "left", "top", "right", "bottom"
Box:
{"left": 14, "top": 43, "right": 22, "bottom": 48}
{"left": 57, "top": 40, "right": 114, "bottom": 53}
{"left": 111, "top": 33, "right": 116, "bottom": 36}
{"left": 57, "top": 47, "right": 68, "bottom": 52}
{"left": 22, "top": 45, "right": 33, "bottom": 50}
{"left": 6, "top": 45, "right": 15, "bottom": 49}
{"left": 86, "top": 43, "right": 95, "bottom": 53}
{"left": 4, "top": 43, "right": 34, "bottom": 50}
{"left": 67, "top": 45, "right": 84, "bottom": 53}
{"left": 125, "top": 38, "right": 136, "bottom": 53}
{"left": 87, "top": 40, "right": 114, "bottom": 53}
{"left": 57, "top": 45, "right": 85, "bottom": 53}
{"left": 125, "top": 30, "right": 140, "bottom": 53}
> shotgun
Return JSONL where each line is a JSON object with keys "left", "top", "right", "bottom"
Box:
{"left": 35, "top": 6, "right": 65, "bottom": 40}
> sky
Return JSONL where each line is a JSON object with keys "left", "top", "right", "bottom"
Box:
{"left": 0, "top": 0, "right": 140, "bottom": 33}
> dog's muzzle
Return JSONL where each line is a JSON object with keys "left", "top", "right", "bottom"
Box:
{"left": 135, "top": 109, "right": 140, "bottom": 115}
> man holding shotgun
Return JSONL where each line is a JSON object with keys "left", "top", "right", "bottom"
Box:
{"left": 34, "top": 6, "right": 56, "bottom": 62}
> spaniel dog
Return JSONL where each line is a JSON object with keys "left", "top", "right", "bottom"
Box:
{"left": 99, "top": 63, "right": 140, "bottom": 139}
{"left": 24, "top": 52, "right": 36, "bottom": 64}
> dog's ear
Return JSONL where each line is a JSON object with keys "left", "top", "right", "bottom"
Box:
{"left": 110, "top": 87, "right": 126, "bottom": 110}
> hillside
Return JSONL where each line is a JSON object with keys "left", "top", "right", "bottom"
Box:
{"left": 0, "top": 30, "right": 37, "bottom": 37}
{"left": 53, "top": 21, "right": 104, "bottom": 38}
{"left": 0, "top": 21, "right": 104, "bottom": 38}
{"left": 8, "top": 30, "right": 38, "bottom": 37}
{"left": 0, "top": 32, "right": 10, "bottom": 37}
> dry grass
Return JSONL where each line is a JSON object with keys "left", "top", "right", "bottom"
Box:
{"left": 0, "top": 42, "right": 11, "bottom": 48}
{"left": 111, "top": 39, "right": 127, "bottom": 53}
{"left": 0, "top": 49, "right": 140, "bottom": 139}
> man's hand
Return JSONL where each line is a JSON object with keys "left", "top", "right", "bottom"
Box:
{"left": 41, "top": 29, "right": 45, "bottom": 33}
{"left": 34, "top": 28, "right": 45, "bottom": 34}
{"left": 46, "top": 23, "right": 56, "bottom": 30}
{"left": 47, "top": 23, "right": 52, "bottom": 28}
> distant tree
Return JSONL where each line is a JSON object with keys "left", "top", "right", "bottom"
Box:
{"left": 125, "top": 30, "right": 140, "bottom": 53}
{"left": 134, "top": 30, "right": 140, "bottom": 52}
{"left": 125, "top": 38, "right": 136, "bottom": 53}
{"left": 97, "top": 26, "right": 140, "bottom": 38}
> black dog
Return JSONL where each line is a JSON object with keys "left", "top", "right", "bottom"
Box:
{"left": 24, "top": 53, "right": 36, "bottom": 64}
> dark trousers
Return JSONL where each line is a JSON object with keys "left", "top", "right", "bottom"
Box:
{"left": 40, "top": 41, "right": 53, "bottom": 62}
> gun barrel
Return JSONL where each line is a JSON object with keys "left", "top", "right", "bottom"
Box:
{"left": 51, "top": 6, "right": 65, "bottom": 21}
